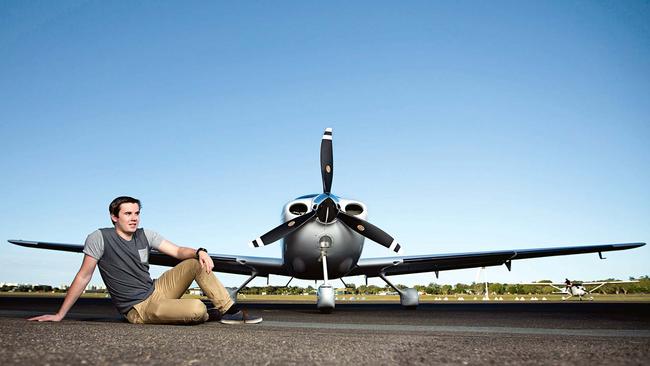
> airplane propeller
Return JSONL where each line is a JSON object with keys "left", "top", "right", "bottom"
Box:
{"left": 337, "top": 211, "right": 402, "bottom": 253}
{"left": 320, "top": 127, "right": 333, "bottom": 194}
{"left": 251, "top": 128, "right": 403, "bottom": 254}
{"left": 251, "top": 211, "right": 317, "bottom": 248}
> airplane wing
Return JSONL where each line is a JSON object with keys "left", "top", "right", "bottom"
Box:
{"left": 8, "top": 240, "right": 289, "bottom": 277}
{"left": 581, "top": 280, "right": 639, "bottom": 285}
{"left": 347, "top": 242, "right": 645, "bottom": 277}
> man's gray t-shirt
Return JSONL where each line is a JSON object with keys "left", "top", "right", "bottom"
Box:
{"left": 83, "top": 228, "right": 164, "bottom": 314}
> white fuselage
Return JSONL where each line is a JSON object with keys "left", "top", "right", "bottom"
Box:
{"left": 569, "top": 285, "right": 587, "bottom": 296}
{"left": 558, "top": 285, "right": 588, "bottom": 296}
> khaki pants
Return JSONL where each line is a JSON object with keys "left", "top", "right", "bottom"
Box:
{"left": 125, "top": 259, "right": 234, "bottom": 324}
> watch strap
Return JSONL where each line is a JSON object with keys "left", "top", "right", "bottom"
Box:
{"left": 195, "top": 247, "right": 207, "bottom": 259}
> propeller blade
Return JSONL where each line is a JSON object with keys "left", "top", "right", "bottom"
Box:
{"left": 337, "top": 211, "right": 403, "bottom": 254}
{"left": 250, "top": 211, "right": 317, "bottom": 248}
{"left": 320, "top": 128, "right": 334, "bottom": 194}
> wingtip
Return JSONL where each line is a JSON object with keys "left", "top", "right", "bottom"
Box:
{"left": 8, "top": 239, "right": 39, "bottom": 248}
{"left": 618, "top": 242, "right": 646, "bottom": 249}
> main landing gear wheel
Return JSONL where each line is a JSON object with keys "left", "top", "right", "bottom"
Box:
{"left": 380, "top": 273, "right": 420, "bottom": 310}
{"left": 400, "top": 288, "right": 419, "bottom": 310}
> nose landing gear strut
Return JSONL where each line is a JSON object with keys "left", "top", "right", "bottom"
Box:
{"left": 316, "top": 236, "right": 335, "bottom": 313}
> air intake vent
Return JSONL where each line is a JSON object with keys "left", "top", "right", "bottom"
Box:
{"left": 345, "top": 203, "right": 364, "bottom": 216}
{"left": 289, "top": 203, "right": 309, "bottom": 215}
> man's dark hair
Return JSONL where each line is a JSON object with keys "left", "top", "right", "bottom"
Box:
{"left": 109, "top": 196, "right": 141, "bottom": 225}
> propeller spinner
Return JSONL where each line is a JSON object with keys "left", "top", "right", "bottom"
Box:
{"left": 250, "top": 128, "right": 403, "bottom": 254}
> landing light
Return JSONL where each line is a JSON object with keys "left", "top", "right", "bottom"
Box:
{"left": 319, "top": 235, "right": 332, "bottom": 249}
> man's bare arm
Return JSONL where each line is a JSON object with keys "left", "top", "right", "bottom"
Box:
{"left": 158, "top": 239, "right": 214, "bottom": 273}
{"left": 28, "top": 255, "right": 98, "bottom": 322}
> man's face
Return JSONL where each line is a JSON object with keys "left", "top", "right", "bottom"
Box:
{"left": 111, "top": 202, "right": 140, "bottom": 234}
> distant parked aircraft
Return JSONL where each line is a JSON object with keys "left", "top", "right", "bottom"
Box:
{"left": 523, "top": 279, "right": 639, "bottom": 300}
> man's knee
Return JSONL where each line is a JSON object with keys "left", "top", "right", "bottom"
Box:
{"left": 180, "top": 258, "right": 200, "bottom": 267}
{"left": 168, "top": 299, "right": 207, "bottom": 323}
{"left": 188, "top": 299, "right": 207, "bottom": 313}
{"left": 179, "top": 258, "right": 201, "bottom": 273}
{"left": 187, "top": 300, "right": 208, "bottom": 322}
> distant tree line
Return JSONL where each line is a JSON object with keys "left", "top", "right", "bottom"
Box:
{"left": 0, "top": 284, "right": 65, "bottom": 293}
{"left": 240, "top": 285, "right": 316, "bottom": 295}
{"left": 3, "top": 276, "right": 649, "bottom": 295}
{"left": 412, "top": 276, "right": 650, "bottom": 295}
{"left": 0, "top": 284, "right": 106, "bottom": 293}
{"left": 239, "top": 276, "right": 650, "bottom": 295}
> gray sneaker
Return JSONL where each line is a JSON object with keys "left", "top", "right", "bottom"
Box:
{"left": 219, "top": 310, "right": 263, "bottom": 324}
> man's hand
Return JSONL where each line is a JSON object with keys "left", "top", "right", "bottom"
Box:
{"left": 198, "top": 250, "right": 214, "bottom": 273}
{"left": 28, "top": 313, "right": 64, "bottom": 322}
{"left": 26, "top": 255, "right": 97, "bottom": 323}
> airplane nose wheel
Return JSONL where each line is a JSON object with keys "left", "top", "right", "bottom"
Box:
{"left": 317, "top": 285, "right": 335, "bottom": 313}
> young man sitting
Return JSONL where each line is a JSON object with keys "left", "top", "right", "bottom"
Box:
{"left": 29, "top": 196, "right": 261, "bottom": 325}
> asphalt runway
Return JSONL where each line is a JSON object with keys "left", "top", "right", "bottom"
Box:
{"left": 1, "top": 297, "right": 649, "bottom": 365}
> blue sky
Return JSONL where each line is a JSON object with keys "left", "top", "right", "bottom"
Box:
{"left": 1, "top": 1, "right": 648, "bottom": 288}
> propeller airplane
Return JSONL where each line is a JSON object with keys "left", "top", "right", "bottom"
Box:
{"left": 8, "top": 128, "right": 646, "bottom": 312}
{"left": 522, "top": 279, "right": 640, "bottom": 301}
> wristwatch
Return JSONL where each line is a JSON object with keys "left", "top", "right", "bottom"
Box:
{"left": 195, "top": 247, "right": 208, "bottom": 259}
